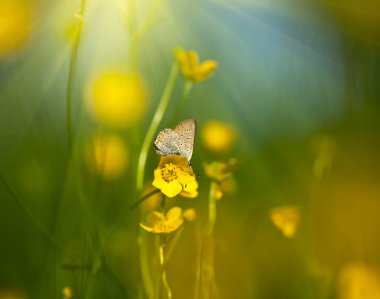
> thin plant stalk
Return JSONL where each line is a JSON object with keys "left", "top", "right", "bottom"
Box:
{"left": 195, "top": 181, "right": 218, "bottom": 299}
{"left": 155, "top": 235, "right": 172, "bottom": 299}
{"left": 170, "top": 80, "right": 193, "bottom": 126}
{"left": 66, "top": 0, "right": 86, "bottom": 151}
{"left": 136, "top": 63, "right": 179, "bottom": 192}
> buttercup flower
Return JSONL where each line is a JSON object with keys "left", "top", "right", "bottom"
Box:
{"left": 153, "top": 155, "right": 198, "bottom": 198}
{"left": 85, "top": 71, "right": 147, "bottom": 128}
{"left": 85, "top": 134, "right": 128, "bottom": 180}
{"left": 338, "top": 262, "right": 380, "bottom": 299}
{"left": 62, "top": 287, "right": 72, "bottom": 299}
{"left": 183, "top": 208, "right": 197, "bottom": 222}
{"left": 204, "top": 159, "right": 237, "bottom": 200}
{"left": 204, "top": 159, "right": 237, "bottom": 182}
{"left": 140, "top": 207, "right": 184, "bottom": 234}
{"left": 269, "top": 206, "right": 301, "bottom": 238}
{"left": 175, "top": 48, "right": 217, "bottom": 82}
{"left": 0, "top": 0, "right": 32, "bottom": 57}
{"left": 201, "top": 121, "right": 236, "bottom": 152}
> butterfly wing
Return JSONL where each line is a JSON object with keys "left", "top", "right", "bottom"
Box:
{"left": 174, "top": 119, "right": 196, "bottom": 162}
{"left": 153, "top": 129, "right": 180, "bottom": 156}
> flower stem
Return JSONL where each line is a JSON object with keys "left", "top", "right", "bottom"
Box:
{"left": 155, "top": 235, "right": 172, "bottom": 299}
{"left": 136, "top": 63, "right": 178, "bottom": 192}
{"left": 66, "top": 0, "right": 86, "bottom": 152}
{"left": 195, "top": 181, "right": 218, "bottom": 299}
{"left": 170, "top": 80, "right": 193, "bottom": 126}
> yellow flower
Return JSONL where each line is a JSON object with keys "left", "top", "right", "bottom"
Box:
{"left": 140, "top": 207, "right": 184, "bottom": 234}
{"left": 204, "top": 159, "right": 237, "bottom": 201}
{"left": 269, "top": 206, "right": 301, "bottom": 238}
{"left": 204, "top": 159, "right": 237, "bottom": 182}
{"left": 152, "top": 155, "right": 198, "bottom": 198}
{"left": 85, "top": 71, "right": 147, "bottom": 128}
{"left": 85, "top": 134, "right": 128, "bottom": 180}
{"left": 183, "top": 208, "right": 197, "bottom": 222}
{"left": 62, "top": 287, "right": 72, "bottom": 299}
{"left": 338, "top": 262, "right": 380, "bottom": 299}
{"left": 201, "top": 121, "right": 236, "bottom": 152}
{"left": 0, "top": 0, "right": 32, "bottom": 57}
{"left": 175, "top": 48, "right": 217, "bottom": 82}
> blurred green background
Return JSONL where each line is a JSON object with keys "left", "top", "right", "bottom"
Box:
{"left": 1, "top": 0, "right": 380, "bottom": 298}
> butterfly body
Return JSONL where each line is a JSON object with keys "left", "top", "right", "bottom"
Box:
{"left": 154, "top": 119, "right": 196, "bottom": 162}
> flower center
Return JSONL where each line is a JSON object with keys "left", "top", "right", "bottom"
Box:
{"left": 161, "top": 163, "right": 178, "bottom": 182}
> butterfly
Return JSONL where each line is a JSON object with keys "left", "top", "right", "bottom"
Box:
{"left": 153, "top": 119, "right": 196, "bottom": 163}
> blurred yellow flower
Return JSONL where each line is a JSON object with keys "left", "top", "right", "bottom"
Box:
{"left": 211, "top": 181, "right": 223, "bottom": 201}
{"left": 62, "top": 287, "right": 72, "bottom": 299}
{"left": 85, "top": 134, "right": 128, "bottom": 180}
{"left": 0, "top": 0, "right": 32, "bottom": 57}
{"left": 175, "top": 48, "right": 217, "bottom": 82}
{"left": 204, "top": 159, "right": 237, "bottom": 182}
{"left": 204, "top": 159, "right": 237, "bottom": 200}
{"left": 153, "top": 155, "right": 198, "bottom": 198}
{"left": 338, "top": 262, "right": 380, "bottom": 299}
{"left": 140, "top": 207, "right": 184, "bottom": 234}
{"left": 201, "top": 121, "right": 236, "bottom": 152}
{"left": 86, "top": 71, "right": 147, "bottom": 128}
{"left": 269, "top": 206, "right": 301, "bottom": 238}
{"left": 183, "top": 208, "right": 197, "bottom": 222}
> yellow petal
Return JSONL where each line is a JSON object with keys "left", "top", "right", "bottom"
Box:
{"left": 139, "top": 223, "right": 156, "bottom": 233}
{"left": 176, "top": 170, "right": 195, "bottom": 185}
{"left": 180, "top": 189, "right": 198, "bottom": 198}
{"left": 175, "top": 48, "right": 187, "bottom": 63}
{"left": 158, "top": 155, "right": 188, "bottom": 168}
{"left": 152, "top": 168, "right": 166, "bottom": 189}
{"left": 187, "top": 50, "right": 200, "bottom": 67}
{"left": 193, "top": 60, "right": 217, "bottom": 82}
{"left": 269, "top": 206, "right": 301, "bottom": 238}
{"left": 183, "top": 208, "right": 197, "bottom": 222}
{"left": 161, "top": 180, "right": 182, "bottom": 197}
{"left": 166, "top": 217, "right": 184, "bottom": 233}
{"left": 185, "top": 180, "right": 198, "bottom": 191}
{"left": 166, "top": 207, "right": 182, "bottom": 221}
{"left": 165, "top": 207, "right": 184, "bottom": 232}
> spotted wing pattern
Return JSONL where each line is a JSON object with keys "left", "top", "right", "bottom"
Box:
{"left": 153, "top": 128, "right": 180, "bottom": 156}
{"left": 153, "top": 119, "right": 196, "bottom": 162}
{"left": 174, "top": 119, "right": 196, "bottom": 162}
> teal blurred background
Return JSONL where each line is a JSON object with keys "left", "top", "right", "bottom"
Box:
{"left": 1, "top": 0, "right": 380, "bottom": 298}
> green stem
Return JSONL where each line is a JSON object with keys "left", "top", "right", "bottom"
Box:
{"left": 164, "top": 226, "right": 184, "bottom": 265}
{"left": 207, "top": 181, "right": 217, "bottom": 236}
{"left": 170, "top": 81, "right": 193, "bottom": 126}
{"left": 195, "top": 181, "right": 218, "bottom": 299}
{"left": 66, "top": 0, "right": 86, "bottom": 151}
{"left": 136, "top": 63, "right": 179, "bottom": 191}
{"left": 156, "top": 235, "right": 172, "bottom": 299}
